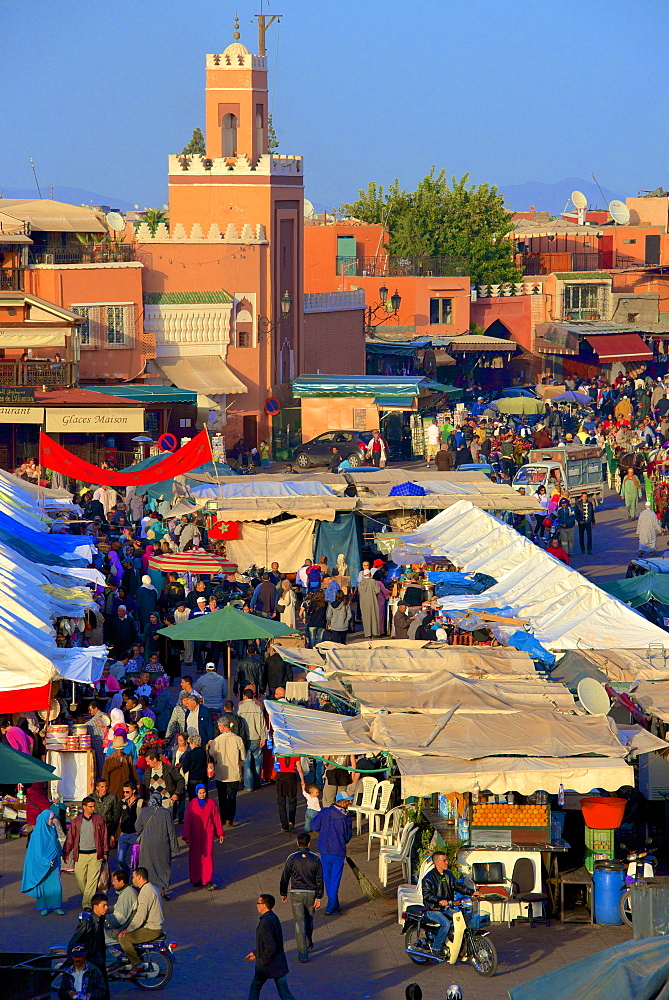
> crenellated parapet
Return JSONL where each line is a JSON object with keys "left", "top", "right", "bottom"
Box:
{"left": 134, "top": 221, "right": 268, "bottom": 244}
{"left": 168, "top": 153, "right": 303, "bottom": 176}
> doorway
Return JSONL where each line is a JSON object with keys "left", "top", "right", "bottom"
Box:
{"left": 243, "top": 415, "right": 257, "bottom": 449}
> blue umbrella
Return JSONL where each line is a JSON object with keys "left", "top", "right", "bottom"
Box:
{"left": 552, "top": 390, "right": 592, "bottom": 404}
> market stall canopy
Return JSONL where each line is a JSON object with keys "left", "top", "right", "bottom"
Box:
{"left": 291, "top": 375, "right": 452, "bottom": 398}
{"left": 158, "top": 605, "right": 297, "bottom": 642}
{"left": 490, "top": 396, "right": 545, "bottom": 415}
{"left": 350, "top": 671, "right": 577, "bottom": 715}
{"left": 321, "top": 644, "right": 536, "bottom": 679}
{"left": 508, "top": 937, "right": 669, "bottom": 1000}
{"left": 0, "top": 742, "right": 59, "bottom": 782}
{"left": 601, "top": 572, "right": 669, "bottom": 608}
{"left": 148, "top": 552, "right": 237, "bottom": 574}
{"left": 395, "top": 500, "right": 669, "bottom": 650}
{"left": 0, "top": 198, "right": 108, "bottom": 233}
{"left": 630, "top": 681, "right": 669, "bottom": 723}
{"left": 553, "top": 648, "right": 669, "bottom": 687}
{"left": 396, "top": 754, "right": 634, "bottom": 798}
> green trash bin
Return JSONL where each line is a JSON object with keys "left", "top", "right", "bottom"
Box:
{"left": 631, "top": 877, "right": 669, "bottom": 939}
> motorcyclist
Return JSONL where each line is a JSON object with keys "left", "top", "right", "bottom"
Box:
{"left": 67, "top": 892, "right": 109, "bottom": 999}
{"left": 421, "top": 851, "right": 475, "bottom": 957}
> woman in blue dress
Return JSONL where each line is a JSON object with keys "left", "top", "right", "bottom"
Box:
{"left": 21, "top": 806, "right": 65, "bottom": 915}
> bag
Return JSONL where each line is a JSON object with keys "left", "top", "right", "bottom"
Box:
{"left": 130, "top": 843, "right": 141, "bottom": 870}
{"left": 97, "top": 859, "right": 111, "bottom": 892}
{"left": 543, "top": 517, "right": 552, "bottom": 527}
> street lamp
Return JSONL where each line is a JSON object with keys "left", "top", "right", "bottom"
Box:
{"left": 258, "top": 289, "right": 293, "bottom": 340}
{"left": 366, "top": 284, "right": 401, "bottom": 335}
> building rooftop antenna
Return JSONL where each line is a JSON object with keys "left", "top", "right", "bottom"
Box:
{"left": 256, "top": 4, "right": 281, "bottom": 57}
{"left": 29, "top": 157, "right": 42, "bottom": 199}
{"left": 591, "top": 172, "right": 608, "bottom": 210}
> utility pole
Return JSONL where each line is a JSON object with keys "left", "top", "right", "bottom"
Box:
{"left": 256, "top": 5, "right": 281, "bottom": 57}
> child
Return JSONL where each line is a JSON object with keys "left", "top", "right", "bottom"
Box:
{"left": 260, "top": 440, "right": 271, "bottom": 468}
{"left": 303, "top": 784, "right": 321, "bottom": 832}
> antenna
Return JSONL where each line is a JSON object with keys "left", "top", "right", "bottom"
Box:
{"left": 591, "top": 172, "right": 608, "bottom": 209}
{"left": 256, "top": 7, "right": 282, "bottom": 56}
{"left": 571, "top": 190, "right": 587, "bottom": 226}
{"left": 29, "top": 157, "right": 42, "bottom": 199}
{"left": 609, "top": 199, "right": 631, "bottom": 225}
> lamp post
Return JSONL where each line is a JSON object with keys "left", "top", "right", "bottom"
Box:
{"left": 258, "top": 289, "right": 293, "bottom": 340}
{"left": 365, "top": 284, "right": 401, "bottom": 335}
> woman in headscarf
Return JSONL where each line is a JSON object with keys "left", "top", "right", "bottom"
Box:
{"left": 153, "top": 675, "right": 174, "bottom": 735}
{"left": 21, "top": 807, "right": 65, "bottom": 915}
{"left": 182, "top": 784, "right": 224, "bottom": 889}
{"left": 135, "top": 791, "right": 179, "bottom": 899}
{"left": 276, "top": 579, "right": 296, "bottom": 628}
{"left": 137, "top": 575, "right": 159, "bottom": 629}
{"left": 142, "top": 612, "right": 162, "bottom": 658}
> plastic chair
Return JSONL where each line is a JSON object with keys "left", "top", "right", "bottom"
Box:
{"left": 367, "top": 804, "right": 402, "bottom": 860}
{"left": 379, "top": 822, "right": 417, "bottom": 887}
{"left": 348, "top": 775, "right": 380, "bottom": 836}
{"left": 397, "top": 856, "right": 434, "bottom": 923}
{"left": 366, "top": 779, "right": 395, "bottom": 836}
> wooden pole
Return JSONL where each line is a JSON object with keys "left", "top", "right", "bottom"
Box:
{"left": 227, "top": 643, "right": 233, "bottom": 706}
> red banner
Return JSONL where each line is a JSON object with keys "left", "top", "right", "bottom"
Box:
{"left": 39, "top": 429, "right": 213, "bottom": 487}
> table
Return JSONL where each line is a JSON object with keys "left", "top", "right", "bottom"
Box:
{"left": 556, "top": 866, "right": 593, "bottom": 924}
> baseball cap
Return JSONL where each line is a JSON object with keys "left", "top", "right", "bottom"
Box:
{"left": 71, "top": 945, "right": 87, "bottom": 957}
{"left": 197, "top": 596, "right": 207, "bottom": 603}
{"left": 336, "top": 790, "right": 353, "bottom": 802}
{"left": 205, "top": 662, "right": 216, "bottom": 671}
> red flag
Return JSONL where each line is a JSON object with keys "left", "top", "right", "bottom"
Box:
{"left": 39, "top": 429, "right": 213, "bottom": 487}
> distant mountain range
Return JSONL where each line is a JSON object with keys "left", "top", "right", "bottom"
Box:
{"left": 0, "top": 185, "right": 138, "bottom": 211}
{"left": 498, "top": 176, "right": 624, "bottom": 215}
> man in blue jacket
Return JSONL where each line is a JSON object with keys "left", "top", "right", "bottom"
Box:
{"left": 310, "top": 790, "right": 353, "bottom": 915}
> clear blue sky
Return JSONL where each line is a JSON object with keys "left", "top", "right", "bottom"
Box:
{"left": 3, "top": 0, "right": 667, "bottom": 210}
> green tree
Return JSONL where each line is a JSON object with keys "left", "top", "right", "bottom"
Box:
{"left": 341, "top": 168, "right": 520, "bottom": 286}
{"left": 139, "top": 209, "right": 169, "bottom": 236}
{"left": 267, "top": 114, "right": 279, "bottom": 151}
{"left": 182, "top": 127, "right": 206, "bottom": 155}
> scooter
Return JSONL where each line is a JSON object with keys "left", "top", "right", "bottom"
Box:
{"left": 619, "top": 849, "right": 656, "bottom": 926}
{"left": 401, "top": 898, "right": 498, "bottom": 978}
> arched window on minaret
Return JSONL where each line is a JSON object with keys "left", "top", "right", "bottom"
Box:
{"left": 222, "top": 113, "right": 238, "bottom": 156}
{"left": 255, "top": 105, "right": 264, "bottom": 156}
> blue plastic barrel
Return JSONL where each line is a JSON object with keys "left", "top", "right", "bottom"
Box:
{"left": 593, "top": 862, "right": 626, "bottom": 924}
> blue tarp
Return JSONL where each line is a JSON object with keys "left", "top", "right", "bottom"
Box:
{"left": 388, "top": 482, "right": 427, "bottom": 497}
{"left": 194, "top": 481, "right": 335, "bottom": 499}
{"left": 314, "top": 513, "right": 362, "bottom": 583}
{"left": 0, "top": 509, "right": 89, "bottom": 566}
{"left": 506, "top": 629, "right": 555, "bottom": 664}
{"left": 509, "top": 936, "right": 669, "bottom": 1000}
{"left": 427, "top": 571, "right": 496, "bottom": 598}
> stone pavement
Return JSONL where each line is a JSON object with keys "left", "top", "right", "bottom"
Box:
{"left": 0, "top": 784, "right": 632, "bottom": 1000}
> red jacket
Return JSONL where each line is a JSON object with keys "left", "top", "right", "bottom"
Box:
{"left": 63, "top": 812, "right": 108, "bottom": 862}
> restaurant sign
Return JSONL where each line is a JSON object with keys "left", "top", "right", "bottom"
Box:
{"left": 45, "top": 407, "right": 145, "bottom": 433}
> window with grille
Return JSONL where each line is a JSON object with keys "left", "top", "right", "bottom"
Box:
{"left": 563, "top": 283, "right": 606, "bottom": 321}
{"left": 71, "top": 306, "right": 93, "bottom": 345}
{"left": 429, "top": 298, "right": 453, "bottom": 324}
{"left": 238, "top": 330, "right": 250, "bottom": 347}
{"left": 106, "top": 305, "right": 126, "bottom": 345}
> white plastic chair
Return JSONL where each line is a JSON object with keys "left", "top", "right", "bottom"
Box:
{"left": 366, "top": 779, "right": 394, "bottom": 836}
{"left": 379, "top": 822, "right": 418, "bottom": 887}
{"left": 367, "top": 804, "right": 403, "bottom": 860}
{"left": 348, "top": 775, "right": 379, "bottom": 836}
{"left": 397, "top": 856, "right": 434, "bottom": 923}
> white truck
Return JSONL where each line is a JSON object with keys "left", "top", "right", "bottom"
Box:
{"left": 512, "top": 445, "right": 606, "bottom": 501}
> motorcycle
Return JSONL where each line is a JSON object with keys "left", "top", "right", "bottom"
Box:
{"left": 401, "top": 898, "right": 498, "bottom": 978}
{"left": 619, "top": 849, "right": 656, "bottom": 926}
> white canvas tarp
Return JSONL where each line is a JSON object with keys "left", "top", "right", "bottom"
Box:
{"left": 225, "top": 518, "right": 315, "bottom": 573}
{"left": 322, "top": 645, "right": 535, "bottom": 679}
{"left": 630, "top": 682, "right": 669, "bottom": 723}
{"left": 396, "top": 501, "right": 669, "bottom": 650}
{"left": 396, "top": 755, "right": 634, "bottom": 798}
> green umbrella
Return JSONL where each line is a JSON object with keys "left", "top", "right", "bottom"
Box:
{"left": 491, "top": 396, "right": 545, "bottom": 415}
{"left": 157, "top": 605, "right": 298, "bottom": 642}
{"left": 600, "top": 572, "right": 669, "bottom": 608}
{"left": 0, "top": 742, "right": 59, "bottom": 782}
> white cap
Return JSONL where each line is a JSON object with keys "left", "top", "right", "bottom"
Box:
{"left": 197, "top": 596, "right": 207, "bottom": 603}
{"left": 205, "top": 662, "right": 216, "bottom": 671}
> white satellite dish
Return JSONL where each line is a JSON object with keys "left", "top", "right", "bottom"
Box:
{"left": 303, "top": 198, "right": 315, "bottom": 220}
{"left": 571, "top": 190, "right": 587, "bottom": 210}
{"left": 609, "top": 199, "right": 631, "bottom": 225}
{"left": 577, "top": 677, "right": 611, "bottom": 715}
{"left": 106, "top": 211, "right": 125, "bottom": 233}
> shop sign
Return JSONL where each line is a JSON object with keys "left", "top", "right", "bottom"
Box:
{"left": 0, "top": 387, "right": 35, "bottom": 403}
{"left": 45, "top": 407, "right": 145, "bottom": 433}
{"left": 0, "top": 406, "right": 44, "bottom": 424}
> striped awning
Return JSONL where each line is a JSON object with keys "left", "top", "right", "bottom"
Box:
{"left": 148, "top": 551, "right": 237, "bottom": 574}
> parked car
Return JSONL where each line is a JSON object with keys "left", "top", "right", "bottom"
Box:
{"left": 292, "top": 430, "right": 377, "bottom": 469}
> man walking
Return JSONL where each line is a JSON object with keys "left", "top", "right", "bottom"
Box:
{"left": 194, "top": 662, "right": 227, "bottom": 719}
{"left": 63, "top": 796, "right": 109, "bottom": 909}
{"left": 575, "top": 491, "right": 596, "bottom": 555}
{"left": 208, "top": 717, "right": 245, "bottom": 827}
{"left": 310, "top": 790, "right": 353, "bottom": 915}
{"left": 237, "top": 687, "right": 267, "bottom": 790}
{"left": 280, "top": 833, "right": 324, "bottom": 963}
{"left": 245, "top": 893, "right": 297, "bottom": 999}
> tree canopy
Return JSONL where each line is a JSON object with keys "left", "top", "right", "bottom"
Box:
{"left": 341, "top": 169, "right": 520, "bottom": 286}
{"left": 137, "top": 209, "right": 168, "bottom": 236}
{"left": 182, "top": 127, "right": 206, "bottom": 155}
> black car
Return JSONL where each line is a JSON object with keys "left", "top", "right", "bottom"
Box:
{"left": 292, "top": 430, "right": 375, "bottom": 469}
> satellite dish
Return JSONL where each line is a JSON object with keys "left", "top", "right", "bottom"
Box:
{"left": 577, "top": 677, "right": 611, "bottom": 715}
{"left": 303, "top": 198, "right": 315, "bottom": 220}
{"left": 609, "top": 200, "right": 631, "bottom": 225}
{"left": 106, "top": 211, "right": 125, "bottom": 233}
{"left": 571, "top": 190, "right": 587, "bottom": 210}
{"left": 133, "top": 204, "right": 139, "bottom": 210}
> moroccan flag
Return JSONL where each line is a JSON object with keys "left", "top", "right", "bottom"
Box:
{"left": 39, "top": 429, "right": 213, "bottom": 487}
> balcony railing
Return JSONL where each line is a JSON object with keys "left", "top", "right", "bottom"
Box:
{"left": 29, "top": 244, "right": 137, "bottom": 266}
{"left": 520, "top": 251, "right": 646, "bottom": 276}
{"left": 0, "top": 361, "right": 77, "bottom": 387}
{"left": 0, "top": 268, "right": 22, "bottom": 291}
{"left": 335, "top": 255, "right": 469, "bottom": 278}
{"left": 304, "top": 289, "right": 366, "bottom": 312}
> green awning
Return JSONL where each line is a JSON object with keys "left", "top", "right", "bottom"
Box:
{"left": 366, "top": 341, "right": 431, "bottom": 357}
{"left": 0, "top": 742, "right": 59, "bottom": 782}
{"left": 158, "top": 605, "right": 297, "bottom": 641}
{"left": 374, "top": 396, "right": 416, "bottom": 409}
{"left": 600, "top": 573, "right": 669, "bottom": 608}
{"left": 292, "top": 376, "right": 450, "bottom": 399}
{"left": 81, "top": 385, "right": 197, "bottom": 403}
